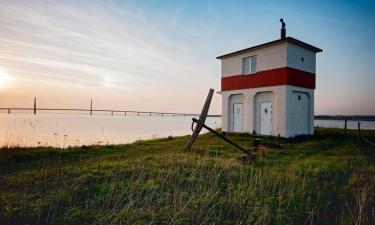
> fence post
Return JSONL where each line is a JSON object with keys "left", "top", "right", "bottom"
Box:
{"left": 277, "top": 134, "right": 281, "bottom": 148}
{"left": 357, "top": 122, "right": 361, "bottom": 145}
{"left": 90, "top": 99, "right": 92, "bottom": 115}
{"left": 33, "top": 97, "right": 36, "bottom": 114}
{"left": 8, "top": 108, "right": 10, "bottom": 114}
{"left": 344, "top": 119, "right": 347, "bottom": 133}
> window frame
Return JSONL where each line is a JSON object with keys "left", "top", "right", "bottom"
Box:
{"left": 242, "top": 55, "right": 257, "bottom": 75}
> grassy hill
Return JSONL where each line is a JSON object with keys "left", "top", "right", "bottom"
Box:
{"left": 0, "top": 128, "right": 374, "bottom": 225}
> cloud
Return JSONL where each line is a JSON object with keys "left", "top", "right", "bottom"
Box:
{"left": 0, "top": 0, "right": 209, "bottom": 91}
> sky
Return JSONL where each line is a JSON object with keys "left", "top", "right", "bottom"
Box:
{"left": 0, "top": 0, "right": 374, "bottom": 115}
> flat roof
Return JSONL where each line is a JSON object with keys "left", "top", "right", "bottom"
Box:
{"left": 216, "top": 37, "right": 322, "bottom": 59}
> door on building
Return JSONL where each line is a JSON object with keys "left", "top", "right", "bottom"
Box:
{"left": 233, "top": 103, "right": 243, "bottom": 132}
{"left": 260, "top": 102, "right": 272, "bottom": 135}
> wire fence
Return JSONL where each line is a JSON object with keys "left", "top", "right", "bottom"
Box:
{"left": 355, "top": 122, "right": 375, "bottom": 163}
{"left": 361, "top": 136, "right": 375, "bottom": 147}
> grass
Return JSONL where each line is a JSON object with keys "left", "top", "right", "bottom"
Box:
{"left": 0, "top": 128, "right": 374, "bottom": 225}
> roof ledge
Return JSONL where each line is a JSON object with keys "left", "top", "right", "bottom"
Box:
{"left": 216, "top": 37, "right": 322, "bottom": 60}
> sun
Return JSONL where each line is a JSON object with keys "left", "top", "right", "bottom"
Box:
{"left": 0, "top": 68, "right": 11, "bottom": 89}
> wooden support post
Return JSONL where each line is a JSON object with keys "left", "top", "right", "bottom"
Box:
{"left": 111, "top": 111, "right": 113, "bottom": 116}
{"left": 344, "top": 119, "right": 347, "bottom": 133}
{"left": 124, "top": 112, "right": 126, "bottom": 116}
{"left": 150, "top": 112, "right": 151, "bottom": 116}
{"left": 357, "top": 122, "right": 361, "bottom": 145}
{"left": 137, "top": 112, "right": 139, "bottom": 116}
{"left": 90, "top": 99, "right": 93, "bottom": 115}
{"left": 277, "top": 134, "right": 281, "bottom": 148}
{"left": 184, "top": 89, "right": 214, "bottom": 150}
{"left": 8, "top": 108, "right": 10, "bottom": 114}
{"left": 33, "top": 97, "right": 36, "bottom": 115}
{"left": 162, "top": 113, "right": 163, "bottom": 116}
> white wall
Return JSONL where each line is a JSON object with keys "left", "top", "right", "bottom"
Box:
{"left": 285, "top": 86, "right": 314, "bottom": 136}
{"left": 221, "top": 85, "right": 287, "bottom": 136}
{"left": 220, "top": 42, "right": 317, "bottom": 77}
{"left": 221, "top": 85, "right": 314, "bottom": 137}
{"left": 221, "top": 42, "right": 287, "bottom": 77}
{"left": 219, "top": 41, "right": 317, "bottom": 137}
{"left": 287, "top": 43, "right": 316, "bottom": 73}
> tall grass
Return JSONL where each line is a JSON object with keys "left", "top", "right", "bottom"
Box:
{"left": 0, "top": 128, "right": 374, "bottom": 224}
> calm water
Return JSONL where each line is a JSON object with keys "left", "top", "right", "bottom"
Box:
{"left": 0, "top": 112, "right": 220, "bottom": 148}
{"left": 314, "top": 119, "right": 375, "bottom": 130}
{"left": 0, "top": 112, "right": 374, "bottom": 147}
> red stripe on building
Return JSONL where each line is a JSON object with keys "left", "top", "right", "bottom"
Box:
{"left": 221, "top": 67, "right": 315, "bottom": 91}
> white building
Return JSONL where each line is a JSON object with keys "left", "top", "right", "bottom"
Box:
{"left": 217, "top": 23, "right": 322, "bottom": 137}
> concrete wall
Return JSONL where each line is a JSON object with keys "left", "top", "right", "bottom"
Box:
{"left": 219, "top": 41, "right": 317, "bottom": 137}
{"left": 221, "top": 85, "right": 314, "bottom": 137}
{"left": 287, "top": 43, "right": 316, "bottom": 73}
{"left": 221, "top": 42, "right": 287, "bottom": 77}
{"left": 221, "top": 85, "right": 287, "bottom": 136}
{"left": 221, "top": 42, "right": 316, "bottom": 77}
{"left": 285, "top": 86, "right": 314, "bottom": 136}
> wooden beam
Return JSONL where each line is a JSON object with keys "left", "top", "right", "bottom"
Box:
{"left": 184, "top": 88, "right": 214, "bottom": 150}
{"left": 33, "top": 97, "right": 36, "bottom": 114}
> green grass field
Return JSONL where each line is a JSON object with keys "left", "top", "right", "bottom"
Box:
{"left": 0, "top": 128, "right": 374, "bottom": 225}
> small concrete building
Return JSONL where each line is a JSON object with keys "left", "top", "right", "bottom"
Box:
{"left": 218, "top": 21, "right": 322, "bottom": 137}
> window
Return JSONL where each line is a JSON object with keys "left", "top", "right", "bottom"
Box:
{"left": 242, "top": 56, "right": 257, "bottom": 74}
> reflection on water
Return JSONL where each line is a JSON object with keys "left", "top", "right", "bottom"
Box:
{"left": 1, "top": 112, "right": 374, "bottom": 147}
{"left": 0, "top": 112, "right": 220, "bottom": 148}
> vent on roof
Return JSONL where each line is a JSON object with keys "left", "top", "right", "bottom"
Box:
{"left": 280, "top": 18, "right": 286, "bottom": 39}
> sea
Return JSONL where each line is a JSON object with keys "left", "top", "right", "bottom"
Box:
{"left": 0, "top": 112, "right": 374, "bottom": 147}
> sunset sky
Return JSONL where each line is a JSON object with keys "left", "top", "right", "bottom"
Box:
{"left": 0, "top": 0, "right": 374, "bottom": 115}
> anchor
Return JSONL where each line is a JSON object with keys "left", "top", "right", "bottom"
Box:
{"left": 184, "top": 89, "right": 256, "bottom": 161}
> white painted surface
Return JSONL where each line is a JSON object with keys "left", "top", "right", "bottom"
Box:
{"left": 285, "top": 86, "right": 314, "bottom": 136}
{"left": 288, "top": 92, "right": 310, "bottom": 135}
{"left": 221, "top": 86, "right": 286, "bottom": 136}
{"left": 219, "top": 39, "right": 319, "bottom": 137}
{"left": 287, "top": 43, "right": 316, "bottom": 73}
{"left": 228, "top": 94, "right": 244, "bottom": 132}
{"left": 260, "top": 102, "right": 272, "bottom": 135}
{"left": 220, "top": 85, "right": 314, "bottom": 137}
{"left": 253, "top": 91, "right": 274, "bottom": 135}
{"left": 233, "top": 103, "right": 243, "bottom": 132}
{"left": 220, "top": 41, "right": 318, "bottom": 77}
{"left": 221, "top": 42, "right": 287, "bottom": 77}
